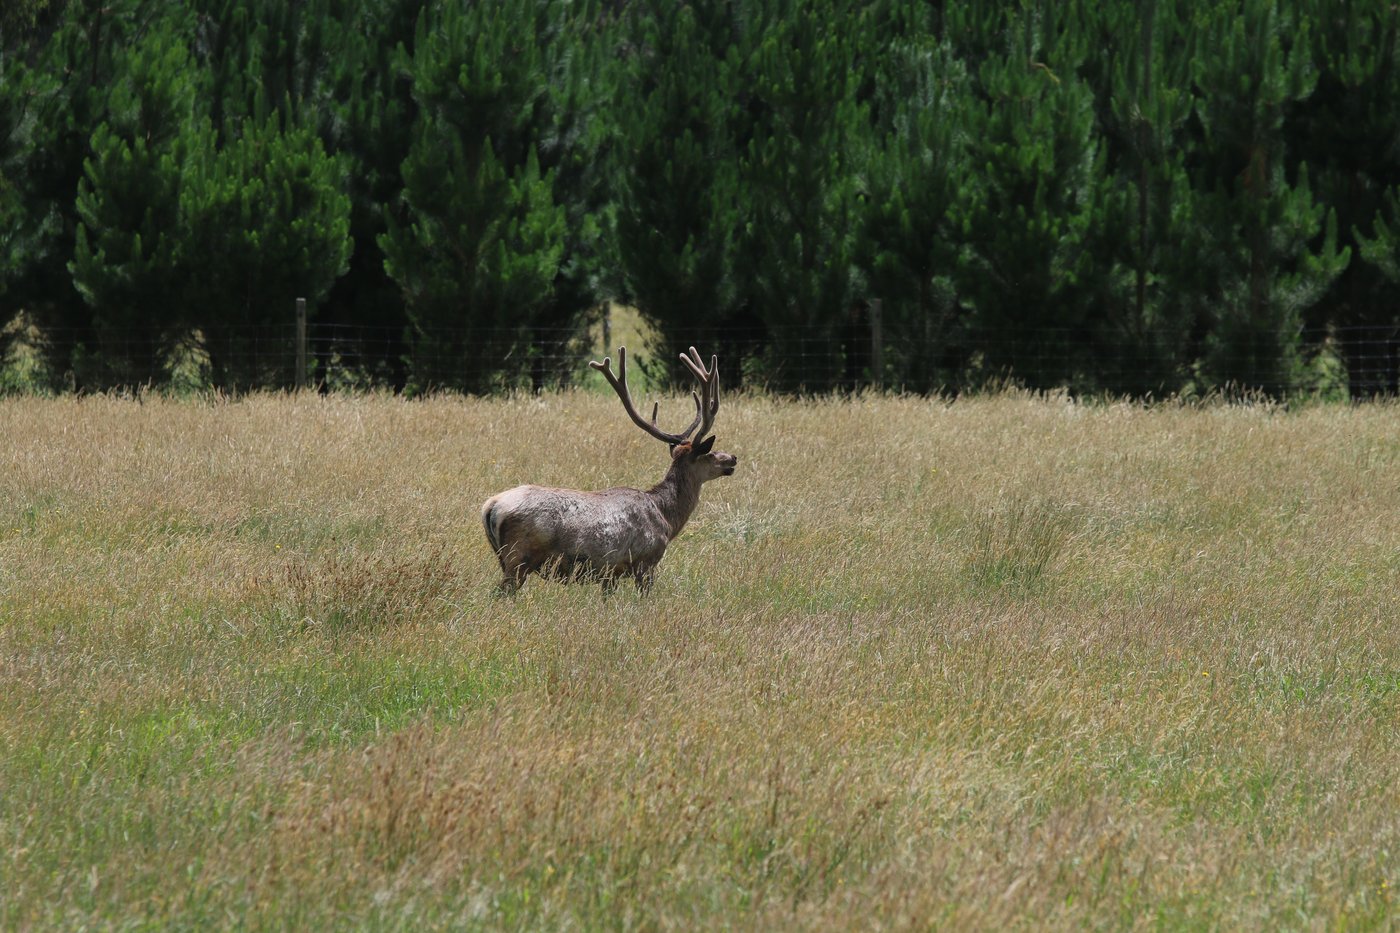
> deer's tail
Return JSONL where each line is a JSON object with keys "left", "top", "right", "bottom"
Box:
{"left": 482, "top": 497, "right": 507, "bottom": 555}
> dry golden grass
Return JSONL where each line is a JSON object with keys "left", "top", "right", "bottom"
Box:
{"left": 1, "top": 390, "right": 1397, "bottom": 929}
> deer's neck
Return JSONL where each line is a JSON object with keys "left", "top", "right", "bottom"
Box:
{"left": 648, "top": 461, "right": 703, "bottom": 539}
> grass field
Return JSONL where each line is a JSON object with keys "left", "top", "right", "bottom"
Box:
{"left": 1, "top": 390, "right": 1397, "bottom": 929}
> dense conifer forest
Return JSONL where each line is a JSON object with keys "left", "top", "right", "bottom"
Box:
{"left": 1, "top": 0, "right": 1397, "bottom": 395}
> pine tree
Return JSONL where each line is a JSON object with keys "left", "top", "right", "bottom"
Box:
{"left": 952, "top": 2, "right": 1102, "bottom": 389}
{"left": 179, "top": 0, "right": 348, "bottom": 142}
{"left": 612, "top": 0, "right": 745, "bottom": 377}
{"left": 1088, "top": 0, "right": 1198, "bottom": 395}
{"left": 0, "top": 0, "right": 55, "bottom": 38}
{"left": 0, "top": 48, "right": 34, "bottom": 302}
{"left": 1355, "top": 185, "right": 1400, "bottom": 395}
{"left": 532, "top": 1, "right": 619, "bottom": 386}
{"left": 732, "top": 0, "right": 870, "bottom": 391}
{"left": 1296, "top": 0, "right": 1400, "bottom": 395}
{"left": 1190, "top": 0, "right": 1349, "bottom": 394}
{"left": 69, "top": 19, "right": 203, "bottom": 386}
{"left": 18, "top": 0, "right": 160, "bottom": 383}
{"left": 319, "top": 0, "right": 421, "bottom": 386}
{"left": 379, "top": 2, "right": 568, "bottom": 393}
{"left": 176, "top": 106, "right": 352, "bottom": 389}
{"left": 0, "top": 44, "right": 58, "bottom": 392}
{"left": 1357, "top": 189, "right": 1400, "bottom": 283}
{"left": 859, "top": 26, "right": 970, "bottom": 391}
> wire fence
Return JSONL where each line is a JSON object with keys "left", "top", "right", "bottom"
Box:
{"left": 5, "top": 317, "right": 1399, "bottom": 398}
{"left": 1326, "top": 325, "right": 1400, "bottom": 395}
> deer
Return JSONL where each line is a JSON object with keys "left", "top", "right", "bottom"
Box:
{"left": 481, "top": 346, "right": 737, "bottom": 594}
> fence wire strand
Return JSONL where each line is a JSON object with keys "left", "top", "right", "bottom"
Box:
{"left": 6, "top": 320, "right": 1399, "bottom": 397}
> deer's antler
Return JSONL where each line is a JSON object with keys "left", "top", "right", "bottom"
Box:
{"left": 590, "top": 347, "right": 704, "bottom": 446}
{"left": 679, "top": 346, "right": 719, "bottom": 442}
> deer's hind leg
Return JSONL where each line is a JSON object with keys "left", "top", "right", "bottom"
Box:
{"left": 495, "top": 566, "right": 529, "bottom": 597}
{"left": 494, "top": 546, "right": 539, "bottom": 596}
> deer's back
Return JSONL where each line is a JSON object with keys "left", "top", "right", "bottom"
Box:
{"left": 482, "top": 484, "right": 670, "bottom": 568}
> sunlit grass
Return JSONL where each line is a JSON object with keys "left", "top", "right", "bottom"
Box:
{"left": 1, "top": 390, "right": 1397, "bottom": 928}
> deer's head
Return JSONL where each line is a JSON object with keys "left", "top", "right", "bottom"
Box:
{"left": 591, "top": 346, "right": 737, "bottom": 483}
{"left": 671, "top": 435, "right": 738, "bottom": 482}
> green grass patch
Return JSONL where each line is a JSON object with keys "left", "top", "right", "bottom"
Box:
{"left": 1, "top": 392, "right": 1396, "bottom": 929}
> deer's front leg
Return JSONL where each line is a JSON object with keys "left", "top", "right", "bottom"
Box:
{"left": 633, "top": 565, "right": 656, "bottom": 595}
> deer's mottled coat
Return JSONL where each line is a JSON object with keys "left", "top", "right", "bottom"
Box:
{"left": 482, "top": 347, "right": 736, "bottom": 593}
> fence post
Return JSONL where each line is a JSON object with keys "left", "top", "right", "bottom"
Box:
{"left": 869, "top": 298, "right": 883, "bottom": 390}
{"left": 295, "top": 297, "right": 307, "bottom": 391}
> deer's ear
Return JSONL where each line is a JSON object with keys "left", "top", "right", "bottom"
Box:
{"left": 692, "top": 435, "right": 716, "bottom": 457}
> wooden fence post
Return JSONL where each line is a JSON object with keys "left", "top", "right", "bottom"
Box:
{"left": 295, "top": 297, "right": 307, "bottom": 391}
